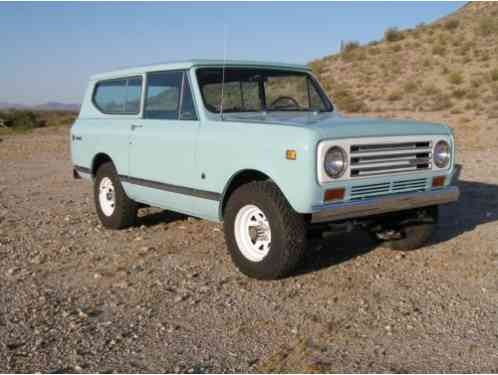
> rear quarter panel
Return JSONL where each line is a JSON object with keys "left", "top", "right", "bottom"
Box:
{"left": 70, "top": 79, "right": 142, "bottom": 199}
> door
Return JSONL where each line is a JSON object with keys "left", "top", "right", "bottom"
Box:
{"left": 128, "top": 70, "right": 200, "bottom": 214}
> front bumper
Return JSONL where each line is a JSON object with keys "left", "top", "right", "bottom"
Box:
{"left": 310, "top": 186, "right": 460, "bottom": 224}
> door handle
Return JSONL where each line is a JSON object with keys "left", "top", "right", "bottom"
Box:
{"left": 131, "top": 124, "right": 143, "bottom": 131}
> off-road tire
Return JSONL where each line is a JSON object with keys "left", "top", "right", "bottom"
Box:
{"left": 223, "top": 181, "right": 307, "bottom": 279}
{"left": 94, "top": 162, "right": 138, "bottom": 229}
{"left": 385, "top": 222, "right": 435, "bottom": 251}
{"left": 373, "top": 206, "right": 438, "bottom": 251}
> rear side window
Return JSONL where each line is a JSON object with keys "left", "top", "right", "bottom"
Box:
{"left": 144, "top": 71, "right": 183, "bottom": 119}
{"left": 93, "top": 77, "right": 142, "bottom": 114}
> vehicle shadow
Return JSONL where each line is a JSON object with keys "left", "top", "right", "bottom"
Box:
{"left": 136, "top": 209, "right": 189, "bottom": 227}
{"left": 131, "top": 173, "right": 498, "bottom": 276}
{"left": 431, "top": 178, "right": 498, "bottom": 245}
{"left": 296, "top": 177, "right": 498, "bottom": 276}
{"left": 297, "top": 230, "right": 377, "bottom": 276}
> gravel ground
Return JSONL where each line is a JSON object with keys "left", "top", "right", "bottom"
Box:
{"left": 0, "top": 126, "right": 497, "bottom": 373}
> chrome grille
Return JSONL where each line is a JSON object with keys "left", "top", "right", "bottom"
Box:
{"left": 350, "top": 182, "right": 390, "bottom": 199}
{"left": 392, "top": 178, "right": 427, "bottom": 192}
{"left": 350, "top": 178, "right": 428, "bottom": 200}
{"left": 350, "top": 141, "right": 432, "bottom": 178}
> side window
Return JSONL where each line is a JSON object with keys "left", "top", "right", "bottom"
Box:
{"left": 94, "top": 80, "right": 126, "bottom": 113}
{"left": 179, "top": 76, "right": 198, "bottom": 120}
{"left": 126, "top": 78, "right": 142, "bottom": 113}
{"left": 144, "top": 71, "right": 183, "bottom": 119}
{"left": 93, "top": 77, "right": 142, "bottom": 114}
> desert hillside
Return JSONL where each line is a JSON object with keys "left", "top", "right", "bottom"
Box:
{"left": 310, "top": 2, "right": 498, "bottom": 149}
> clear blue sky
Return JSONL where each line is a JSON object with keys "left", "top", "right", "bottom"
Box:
{"left": 0, "top": 1, "right": 464, "bottom": 106}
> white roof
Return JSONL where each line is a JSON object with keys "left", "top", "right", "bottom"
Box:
{"left": 90, "top": 59, "right": 310, "bottom": 80}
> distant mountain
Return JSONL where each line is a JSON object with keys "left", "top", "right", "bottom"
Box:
{"left": 0, "top": 101, "right": 79, "bottom": 112}
{"left": 35, "top": 102, "right": 80, "bottom": 112}
{"left": 0, "top": 102, "right": 26, "bottom": 109}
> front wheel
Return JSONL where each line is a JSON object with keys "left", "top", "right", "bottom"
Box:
{"left": 223, "top": 181, "right": 307, "bottom": 279}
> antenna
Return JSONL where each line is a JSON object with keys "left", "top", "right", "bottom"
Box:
{"left": 220, "top": 24, "right": 228, "bottom": 121}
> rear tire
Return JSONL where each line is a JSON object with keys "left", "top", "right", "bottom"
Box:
{"left": 94, "top": 162, "right": 138, "bottom": 229}
{"left": 371, "top": 206, "right": 438, "bottom": 251}
{"left": 386, "top": 222, "right": 435, "bottom": 251}
{"left": 223, "top": 181, "right": 306, "bottom": 279}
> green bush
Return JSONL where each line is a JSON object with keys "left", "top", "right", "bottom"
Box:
{"left": 0, "top": 110, "right": 40, "bottom": 131}
{"left": 384, "top": 27, "right": 404, "bottom": 42}
{"left": 448, "top": 72, "right": 464, "bottom": 85}
{"left": 10, "top": 110, "right": 38, "bottom": 130}
{"left": 490, "top": 68, "right": 498, "bottom": 82}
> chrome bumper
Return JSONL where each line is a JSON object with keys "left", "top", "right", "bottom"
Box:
{"left": 311, "top": 186, "right": 460, "bottom": 224}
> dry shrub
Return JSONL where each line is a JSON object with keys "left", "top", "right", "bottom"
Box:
{"left": 423, "top": 84, "right": 441, "bottom": 96}
{"left": 331, "top": 87, "right": 367, "bottom": 113}
{"left": 387, "top": 90, "right": 403, "bottom": 101}
{"left": 432, "top": 44, "right": 446, "bottom": 56}
{"left": 403, "top": 81, "right": 418, "bottom": 93}
{"left": 478, "top": 17, "right": 498, "bottom": 36}
{"left": 444, "top": 19, "right": 460, "bottom": 30}
{"left": 309, "top": 60, "right": 327, "bottom": 76}
{"left": 430, "top": 93, "right": 453, "bottom": 111}
{"left": 385, "top": 27, "right": 404, "bottom": 42}
{"left": 452, "top": 88, "right": 467, "bottom": 99}
{"left": 342, "top": 41, "right": 360, "bottom": 53}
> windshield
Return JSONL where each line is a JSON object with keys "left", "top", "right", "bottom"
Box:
{"left": 196, "top": 67, "right": 333, "bottom": 113}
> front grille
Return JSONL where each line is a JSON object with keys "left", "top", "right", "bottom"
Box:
{"left": 350, "top": 182, "right": 390, "bottom": 199}
{"left": 350, "top": 178, "right": 428, "bottom": 200}
{"left": 350, "top": 141, "right": 432, "bottom": 178}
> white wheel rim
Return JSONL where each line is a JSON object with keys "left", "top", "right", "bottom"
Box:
{"left": 99, "top": 177, "right": 116, "bottom": 217}
{"left": 234, "top": 204, "right": 271, "bottom": 262}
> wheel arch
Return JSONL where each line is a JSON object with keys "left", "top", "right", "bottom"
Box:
{"left": 91, "top": 152, "right": 113, "bottom": 178}
{"left": 219, "top": 169, "right": 281, "bottom": 220}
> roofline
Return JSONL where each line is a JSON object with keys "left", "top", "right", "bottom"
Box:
{"left": 90, "top": 59, "right": 311, "bottom": 80}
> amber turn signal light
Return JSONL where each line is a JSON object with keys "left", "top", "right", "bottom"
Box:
{"left": 324, "top": 188, "right": 345, "bottom": 202}
{"left": 432, "top": 176, "right": 445, "bottom": 188}
{"left": 286, "top": 149, "right": 297, "bottom": 160}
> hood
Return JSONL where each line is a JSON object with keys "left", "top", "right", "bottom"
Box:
{"left": 222, "top": 112, "right": 451, "bottom": 139}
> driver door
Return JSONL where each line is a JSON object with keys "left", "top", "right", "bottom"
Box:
{"left": 128, "top": 70, "right": 200, "bottom": 214}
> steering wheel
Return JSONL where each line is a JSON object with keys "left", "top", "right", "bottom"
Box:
{"left": 269, "top": 96, "right": 300, "bottom": 110}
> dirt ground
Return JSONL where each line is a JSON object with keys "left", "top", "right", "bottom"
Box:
{"left": 0, "top": 125, "right": 497, "bottom": 373}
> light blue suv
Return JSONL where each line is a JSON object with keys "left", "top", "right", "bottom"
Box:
{"left": 71, "top": 60, "right": 460, "bottom": 279}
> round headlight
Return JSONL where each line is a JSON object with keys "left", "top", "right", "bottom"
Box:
{"left": 434, "top": 140, "right": 450, "bottom": 168}
{"left": 324, "top": 146, "right": 347, "bottom": 178}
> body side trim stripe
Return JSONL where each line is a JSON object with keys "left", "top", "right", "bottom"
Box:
{"left": 119, "top": 175, "right": 221, "bottom": 201}
{"left": 74, "top": 166, "right": 92, "bottom": 174}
